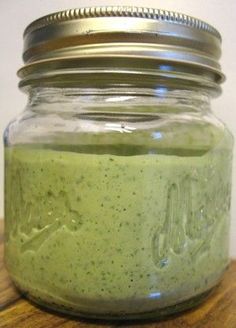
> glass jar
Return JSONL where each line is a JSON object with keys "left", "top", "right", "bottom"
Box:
{"left": 4, "top": 7, "right": 233, "bottom": 320}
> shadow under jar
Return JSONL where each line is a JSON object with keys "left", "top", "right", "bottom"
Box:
{"left": 4, "top": 6, "right": 234, "bottom": 320}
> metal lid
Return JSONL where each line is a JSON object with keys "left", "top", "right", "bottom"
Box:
{"left": 18, "top": 6, "right": 224, "bottom": 87}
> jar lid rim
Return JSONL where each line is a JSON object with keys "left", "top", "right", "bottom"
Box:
{"left": 20, "top": 6, "right": 224, "bottom": 85}
{"left": 24, "top": 6, "right": 221, "bottom": 40}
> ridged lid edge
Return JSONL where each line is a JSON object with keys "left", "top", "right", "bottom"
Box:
{"left": 24, "top": 6, "right": 221, "bottom": 40}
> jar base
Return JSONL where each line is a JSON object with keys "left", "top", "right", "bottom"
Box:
{"left": 20, "top": 286, "right": 217, "bottom": 321}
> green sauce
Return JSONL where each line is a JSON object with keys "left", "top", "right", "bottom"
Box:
{"left": 4, "top": 145, "right": 232, "bottom": 315}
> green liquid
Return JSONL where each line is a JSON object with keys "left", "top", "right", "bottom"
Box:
{"left": 4, "top": 144, "right": 232, "bottom": 316}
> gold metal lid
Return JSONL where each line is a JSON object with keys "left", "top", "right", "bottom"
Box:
{"left": 18, "top": 6, "right": 224, "bottom": 87}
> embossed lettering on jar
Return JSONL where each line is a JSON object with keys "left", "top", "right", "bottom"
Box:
{"left": 4, "top": 6, "right": 234, "bottom": 320}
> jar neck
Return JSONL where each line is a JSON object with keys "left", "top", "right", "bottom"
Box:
{"left": 27, "top": 86, "right": 211, "bottom": 114}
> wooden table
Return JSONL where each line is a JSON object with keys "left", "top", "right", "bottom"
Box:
{"left": 0, "top": 220, "right": 236, "bottom": 328}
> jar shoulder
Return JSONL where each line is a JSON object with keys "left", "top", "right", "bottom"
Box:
{"left": 4, "top": 105, "right": 233, "bottom": 156}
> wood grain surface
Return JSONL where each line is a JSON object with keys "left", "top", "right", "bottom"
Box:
{"left": 0, "top": 220, "right": 236, "bottom": 328}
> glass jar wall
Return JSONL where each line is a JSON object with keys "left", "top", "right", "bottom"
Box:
{"left": 4, "top": 86, "right": 233, "bottom": 319}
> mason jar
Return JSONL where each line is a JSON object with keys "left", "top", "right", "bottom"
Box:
{"left": 4, "top": 6, "right": 233, "bottom": 320}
